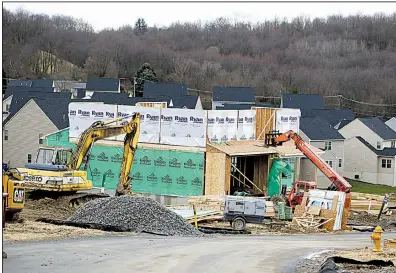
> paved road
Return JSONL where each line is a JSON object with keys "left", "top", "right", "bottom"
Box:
{"left": 4, "top": 233, "right": 394, "bottom": 273}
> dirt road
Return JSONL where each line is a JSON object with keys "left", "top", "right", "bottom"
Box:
{"left": 4, "top": 233, "right": 395, "bottom": 273}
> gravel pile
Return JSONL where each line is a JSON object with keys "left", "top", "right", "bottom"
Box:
{"left": 68, "top": 196, "right": 203, "bottom": 237}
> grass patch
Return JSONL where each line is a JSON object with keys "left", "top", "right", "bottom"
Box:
{"left": 347, "top": 179, "right": 396, "bottom": 195}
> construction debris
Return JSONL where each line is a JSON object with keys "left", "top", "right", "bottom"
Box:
{"left": 68, "top": 196, "right": 203, "bottom": 237}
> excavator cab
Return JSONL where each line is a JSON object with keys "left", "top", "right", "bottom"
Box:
{"left": 25, "top": 147, "right": 73, "bottom": 171}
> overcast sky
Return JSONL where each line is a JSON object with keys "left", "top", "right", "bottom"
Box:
{"left": 3, "top": 1, "right": 396, "bottom": 31}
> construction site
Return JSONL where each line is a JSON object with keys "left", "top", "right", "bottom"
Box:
{"left": 3, "top": 101, "right": 396, "bottom": 273}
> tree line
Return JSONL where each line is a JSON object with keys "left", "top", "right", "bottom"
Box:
{"left": 3, "top": 8, "right": 396, "bottom": 106}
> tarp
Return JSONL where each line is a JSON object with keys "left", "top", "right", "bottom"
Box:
{"left": 267, "top": 158, "right": 293, "bottom": 197}
{"left": 160, "top": 108, "right": 207, "bottom": 147}
{"left": 207, "top": 110, "right": 238, "bottom": 143}
{"left": 275, "top": 108, "right": 301, "bottom": 133}
{"left": 116, "top": 105, "right": 160, "bottom": 143}
{"left": 237, "top": 110, "right": 256, "bottom": 141}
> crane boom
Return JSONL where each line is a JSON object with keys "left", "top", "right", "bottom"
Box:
{"left": 274, "top": 130, "right": 351, "bottom": 193}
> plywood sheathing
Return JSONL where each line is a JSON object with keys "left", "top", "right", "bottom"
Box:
{"left": 224, "top": 155, "right": 232, "bottom": 194}
{"left": 208, "top": 141, "right": 275, "bottom": 156}
{"left": 205, "top": 152, "right": 227, "bottom": 195}
{"left": 253, "top": 107, "right": 277, "bottom": 140}
{"left": 272, "top": 140, "right": 325, "bottom": 157}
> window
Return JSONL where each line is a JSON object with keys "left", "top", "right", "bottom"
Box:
{"left": 39, "top": 133, "right": 44, "bottom": 144}
{"left": 392, "top": 141, "right": 395, "bottom": 148}
{"left": 338, "top": 159, "right": 342, "bottom": 168}
{"left": 381, "top": 159, "right": 392, "bottom": 169}
{"left": 27, "top": 154, "right": 32, "bottom": 164}
{"left": 325, "top": 141, "right": 332, "bottom": 151}
{"left": 36, "top": 149, "right": 55, "bottom": 164}
{"left": 4, "top": 130, "right": 8, "bottom": 141}
{"left": 326, "top": 160, "right": 333, "bottom": 168}
{"left": 377, "top": 141, "right": 382, "bottom": 149}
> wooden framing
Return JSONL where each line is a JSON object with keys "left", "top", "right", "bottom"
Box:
{"left": 252, "top": 107, "right": 277, "bottom": 140}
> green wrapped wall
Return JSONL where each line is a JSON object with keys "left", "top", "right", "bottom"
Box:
{"left": 44, "top": 129, "right": 204, "bottom": 196}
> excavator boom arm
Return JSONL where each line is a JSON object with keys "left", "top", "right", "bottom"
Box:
{"left": 67, "top": 114, "right": 140, "bottom": 171}
{"left": 274, "top": 130, "right": 351, "bottom": 192}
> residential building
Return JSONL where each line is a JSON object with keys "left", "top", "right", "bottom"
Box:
{"left": 339, "top": 117, "right": 396, "bottom": 150}
{"left": 143, "top": 82, "right": 188, "bottom": 98}
{"left": 3, "top": 97, "right": 70, "bottom": 168}
{"left": 340, "top": 117, "right": 396, "bottom": 187}
{"left": 54, "top": 81, "right": 86, "bottom": 93}
{"left": 212, "top": 86, "right": 255, "bottom": 110}
{"left": 298, "top": 117, "right": 345, "bottom": 189}
{"left": 385, "top": 117, "right": 396, "bottom": 132}
{"left": 343, "top": 137, "right": 396, "bottom": 187}
{"left": 281, "top": 93, "right": 325, "bottom": 117}
{"left": 215, "top": 103, "right": 274, "bottom": 110}
{"left": 308, "top": 109, "right": 355, "bottom": 127}
{"left": 8, "top": 79, "right": 55, "bottom": 92}
{"left": 85, "top": 78, "right": 121, "bottom": 97}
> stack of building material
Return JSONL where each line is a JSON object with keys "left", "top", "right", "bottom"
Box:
{"left": 264, "top": 201, "right": 275, "bottom": 217}
{"left": 187, "top": 195, "right": 225, "bottom": 212}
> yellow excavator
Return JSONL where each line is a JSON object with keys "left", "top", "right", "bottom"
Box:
{"left": 3, "top": 113, "right": 141, "bottom": 219}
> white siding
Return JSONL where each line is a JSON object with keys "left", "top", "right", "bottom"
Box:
{"left": 3, "top": 95, "right": 12, "bottom": 113}
{"left": 343, "top": 137, "right": 379, "bottom": 184}
{"left": 3, "top": 100, "right": 58, "bottom": 168}
{"left": 378, "top": 157, "right": 395, "bottom": 187}
{"left": 300, "top": 140, "right": 344, "bottom": 189}
{"left": 340, "top": 119, "right": 384, "bottom": 149}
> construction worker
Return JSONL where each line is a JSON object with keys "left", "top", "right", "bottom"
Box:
{"left": 2, "top": 192, "right": 8, "bottom": 259}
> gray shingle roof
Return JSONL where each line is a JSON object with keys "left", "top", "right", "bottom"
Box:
{"left": 8, "top": 80, "right": 32, "bottom": 87}
{"left": 334, "top": 119, "right": 353, "bottom": 130}
{"left": 356, "top": 136, "right": 396, "bottom": 157}
{"left": 31, "top": 79, "right": 54, "bottom": 91}
{"left": 281, "top": 93, "right": 325, "bottom": 116}
{"left": 170, "top": 95, "right": 198, "bottom": 109}
{"left": 90, "top": 92, "right": 130, "bottom": 104}
{"left": 3, "top": 91, "right": 70, "bottom": 125}
{"left": 300, "top": 117, "right": 345, "bottom": 141}
{"left": 86, "top": 78, "right": 120, "bottom": 92}
{"left": 212, "top": 86, "right": 255, "bottom": 102}
{"left": 359, "top": 117, "right": 396, "bottom": 140}
{"left": 143, "top": 82, "right": 188, "bottom": 98}
{"left": 33, "top": 97, "right": 70, "bottom": 129}
{"left": 308, "top": 109, "right": 355, "bottom": 127}
{"left": 216, "top": 103, "right": 274, "bottom": 110}
{"left": 4, "top": 86, "right": 47, "bottom": 100}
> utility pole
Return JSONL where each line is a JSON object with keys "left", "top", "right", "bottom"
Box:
{"left": 133, "top": 77, "right": 137, "bottom": 97}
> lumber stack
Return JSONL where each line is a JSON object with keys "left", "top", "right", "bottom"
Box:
{"left": 350, "top": 199, "right": 384, "bottom": 211}
{"left": 264, "top": 201, "right": 275, "bottom": 217}
{"left": 187, "top": 196, "right": 225, "bottom": 212}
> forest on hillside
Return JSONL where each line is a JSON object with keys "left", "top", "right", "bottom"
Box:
{"left": 2, "top": 8, "right": 396, "bottom": 107}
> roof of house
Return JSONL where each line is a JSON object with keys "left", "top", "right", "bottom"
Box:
{"left": 3, "top": 91, "right": 71, "bottom": 125}
{"left": 86, "top": 78, "right": 120, "bottom": 92}
{"left": 31, "top": 79, "right": 54, "bottom": 90}
{"left": 90, "top": 92, "right": 130, "bottom": 104}
{"left": 8, "top": 80, "right": 32, "bottom": 87}
{"left": 385, "top": 117, "right": 396, "bottom": 132}
{"left": 216, "top": 103, "right": 274, "bottom": 110}
{"left": 75, "top": 88, "right": 86, "bottom": 99}
{"left": 169, "top": 95, "right": 199, "bottom": 109}
{"left": 33, "top": 97, "right": 70, "bottom": 129}
{"left": 334, "top": 119, "right": 353, "bottom": 130}
{"left": 356, "top": 136, "right": 396, "bottom": 157}
{"left": 143, "top": 82, "right": 188, "bottom": 98}
{"left": 54, "top": 81, "right": 86, "bottom": 92}
{"left": 359, "top": 117, "right": 396, "bottom": 140}
{"left": 212, "top": 86, "right": 255, "bottom": 102}
{"left": 281, "top": 93, "right": 325, "bottom": 116}
{"left": 4, "top": 86, "right": 45, "bottom": 100}
{"left": 300, "top": 117, "right": 345, "bottom": 141}
{"left": 308, "top": 109, "right": 355, "bottom": 127}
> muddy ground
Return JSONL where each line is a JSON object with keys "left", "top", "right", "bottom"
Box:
{"left": 4, "top": 194, "right": 133, "bottom": 242}
{"left": 348, "top": 209, "right": 396, "bottom": 231}
{"left": 295, "top": 248, "right": 396, "bottom": 273}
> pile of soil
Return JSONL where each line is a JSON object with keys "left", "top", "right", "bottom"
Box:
{"left": 348, "top": 211, "right": 396, "bottom": 231}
